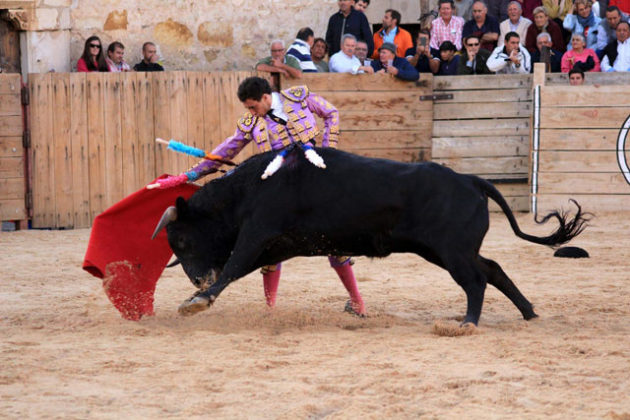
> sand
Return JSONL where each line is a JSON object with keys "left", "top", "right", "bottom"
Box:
{"left": 1, "top": 212, "right": 629, "bottom": 419}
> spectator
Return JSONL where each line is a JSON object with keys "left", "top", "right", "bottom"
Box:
{"left": 487, "top": 0, "right": 511, "bottom": 21}
{"left": 610, "top": 0, "right": 630, "bottom": 13}
{"left": 525, "top": 6, "right": 567, "bottom": 52}
{"left": 499, "top": 1, "right": 533, "bottom": 47}
{"left": 596, "top": 6, "right": 629, "bottom": 53}
{"left": 406, "top": 29, "right": 441, "bottom": 73}
{"left": 370, "top": 42, "right": 420, "bottom": 80}
{"left": 133, "top": 42, "right": 165, "bottom": 72}
{"left": 255, "top": 40, "right": 302, "bottom": 78}
{"left": 561, "top": 33, "right": 601, "bottom": 70}
{"left": 372, "top": 9, "right": 414, "bottom": 58}
{"left": 355, "top": 40, "right": 371, "bottom": 64}
{"left": 601, "top": 20, "right": 630, "bottom": 70}
{"left": 454, "top": 0, "right": 475, "bottom": 21}
{"left": 287, "top": 28, "right": 318, "bottom": 73}
{"left": 311, "top": 37, "right": 330, "bottom": 72}
{"left": 354, "top": 0, "right": 370, "bottom": 13}
{"left": 431, "top": 0, "right": 466, "bottom": 50}
{"left": 77, "top": 35, "right": 109, "bottom": 72}
{"left": 564, "top": 0, "right": 602, "bottom": 50}
{"left": 569, "top": 66, "right": 586, "bottom": 82}
{"left": 105, "top": 41, "right": 131, "bottom": 72}
{"left": 458, "top": 34, "right": 495, "bottom": 73}
{"left": 437, "top": 40, "right": 461, "bottom": 74}
{"left": 530, "top": 31, "right": 563, "bottom": 71}
{"left": 488, "top": 31, "right": 532, "bottom": 72}
{"left": 326, "top": 0, "right": 374, "bottom": 57}
{"left": 463, "top": 1, "right": 501, "bottom": 51}
{"left": 329, "top": 34, "right": 373, "bottom": 73}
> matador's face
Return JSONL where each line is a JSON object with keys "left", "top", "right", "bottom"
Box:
{"left": 242, "top": 93, "right": 272, "bottom": 118}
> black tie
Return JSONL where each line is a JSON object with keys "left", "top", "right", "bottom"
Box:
{"left": 267, "top": 110, "right": 287, "bottom": 125}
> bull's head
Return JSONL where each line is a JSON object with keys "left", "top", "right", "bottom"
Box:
{"left": 153, "top": 197, "right": 223, "bottom": 290}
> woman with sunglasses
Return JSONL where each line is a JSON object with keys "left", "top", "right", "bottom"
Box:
{"left": 77, "top": 35, "right": 110, "bottom": 72}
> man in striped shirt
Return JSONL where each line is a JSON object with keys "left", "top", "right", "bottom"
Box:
{"left": 287, "top": 27, "right": 318, "bottom": 73}
{"left": 430, "top": 0, "right": 466, "bottom": 50}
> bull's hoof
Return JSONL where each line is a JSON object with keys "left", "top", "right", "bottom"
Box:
{"left": 344, "top": 300, "right": 366, "bottom": 318}
{"left": 178, "top": 295, "right": 214, "bottom": 316}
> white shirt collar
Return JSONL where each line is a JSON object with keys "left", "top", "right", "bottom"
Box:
{"left": 270, "top": 92, "right": 288, "bottom": 121}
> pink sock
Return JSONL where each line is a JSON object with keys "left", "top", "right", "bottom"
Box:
{"left": 333, "top": 264, "right": 366, "bottom": 315}
{"left": 263, "top": 265, "right": 281, "bottom": 307}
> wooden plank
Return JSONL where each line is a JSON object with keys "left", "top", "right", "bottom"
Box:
{"left": 545, "top": 72, "right": 630, "bottom": 86}
{"left": 537, "top": 172, "right": 630, "bottom": 194}
{"left": 0, "top": 199, "right": 27, "bottom": 220}
{"left": 538, "top": 151, "right": 623, "bottom": 172}
{"left": 0, "top": 94, "right": 21, "bottom": 116}
{"left": 539, "top": 129, "right": 619, "bottom": 150}
{"left": 203, "top": 72, "right": 224, "bottom": 153}
{"left": 541, "top": 85, "right": 630, "bottom": 107}
{"left": 290, "top": 73, "right": 432, "bottom": 92}
{"left": 0, "top": 115, "right": 22, "bottom": 136}
{"left": 433, "top": 136, "right": 528, "bottom": 158}
{"left": 103, "top": 73, "right": 124, "bottom": 206}
{"left": 69, "top": 73, "right": 90, "bottom": 228}
{"left": 0, "top": 137, "right": 22, "bottom": 157}
{"left": 51, "top": 73, "right": 73, "bottom": 228}
{"left": 120, "top": 72, "right": 140, "bottom": 196}
{"left": 29, "top": 73, "right": 55, "bottom": 228}
{"left": 489, "top": 195, "right": 529, "bottom": 212}
{"left": 0, "top": 74, "right": 20, "bottom": 94}
{"left": 433, "top": 118, "right": 530, "bottom": 137}
{"left": 433, "top": 156, "right": 528, "bottom": 175}
{"left": 434, "top": 74, "right": 531, "bottom": 90}
{"left": 135, "top": 72, "right": 156, "bottom": 183}
{"left": 86, "top": 72, "right": 107, "bottom": 222}
{"left": 0, "top": 156, "right": 23, "bottom": 177}
{"left": 342, "top": 147, "right": 431, "bottom": 162}
{"left": 434, "top": 101, "right": 532, "bottom": 120}
{"left": 169, "top": 71, "right": 190, "bottom": 175}
{"left": 0, "top": 177, "right": 24, "bottom": 200}
{"left": 186, "top": 71, "right": 206, "bottom": 166}
{"left": 433, "top": 89, "right": 531, "bottom": 104}
{"left": 341, "top": 110, "right": 430, "bottom": 131}
{"left": 494, "top": 182, "right": 529, "bottom": 197}
{"left": 535, "top": 194, "right": 630, "bottom": 213}
{"left": 540, "top": 107, "right": 630, "bottom": 129}
{"left": 339, "top": 130, "right": 431, "bottom": 150}
{"left": 317, "top": 90, "right": 432, "bottom": 112}
{"left": 152, "top": 72, "right": 172, "bottom": 175}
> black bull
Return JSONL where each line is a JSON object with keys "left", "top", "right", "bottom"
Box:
{"left": 154, "top": 147, "right": 588, "bottom": 325}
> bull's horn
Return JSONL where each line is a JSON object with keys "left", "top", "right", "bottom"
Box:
{"left": 151, "top": 206, "right": 177, "bottom": 240}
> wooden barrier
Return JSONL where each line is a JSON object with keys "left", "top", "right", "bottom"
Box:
{"left": 532, "top": 80, "right": 630, "bottom": 213}
{"left": 280, "top": 73, "right": 433, "bottom": 162}
{"left": 28, "top": 71, "right": 261, "bottom": 228}
{"left": 0, "top": 74, "right": 26, "bottom": 224}
{"left": 432, "top": 74, "right": 532, "bottom": 212}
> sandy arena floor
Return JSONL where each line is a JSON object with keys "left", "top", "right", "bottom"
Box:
{"left": 1, "top": 211, "right": 629, "bottom": 419}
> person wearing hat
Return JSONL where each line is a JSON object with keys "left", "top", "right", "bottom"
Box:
{"left": 370, "top": 42, "right": 420, "bottom": 80}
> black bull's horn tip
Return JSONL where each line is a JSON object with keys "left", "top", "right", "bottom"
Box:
{"left": 151, "top": 206, "right": 178, "bottom": 240}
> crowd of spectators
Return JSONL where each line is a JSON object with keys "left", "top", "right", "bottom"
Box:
{"left": 77, "top": 0, "right": 630, "bottom": 77}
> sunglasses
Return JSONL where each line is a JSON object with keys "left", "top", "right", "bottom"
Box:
{"left": 90, "top": 43, "right": 101, "bottom": 49}
{"left": 467, "top": 42, "right": 480, "bottom": 46}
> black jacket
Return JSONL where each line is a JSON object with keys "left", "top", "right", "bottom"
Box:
{"left": 457, "top": 48, "right": 493, "bottom": 74}
{"left": 326, "top": 9, "right": 374, "bottom": 57}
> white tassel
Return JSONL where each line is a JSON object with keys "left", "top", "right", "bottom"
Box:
{"left": 304, "top": 148, "right": 326, "bottom": 169}
{"left": 261, "top": 154, "right": 285, "bottom": 179}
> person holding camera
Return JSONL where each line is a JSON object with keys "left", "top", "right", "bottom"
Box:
{"left": 487, "top": 31, "right": 532, "bottom": 73}
{"left": 405, "top": 29, "right": 441, "bottom": 73}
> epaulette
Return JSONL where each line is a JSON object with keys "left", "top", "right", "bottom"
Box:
{"left": 280, "top": 85, "right": 310, "bottom": 102}
{"left": 237, "top": 112, "right": 257, "bottom": 133}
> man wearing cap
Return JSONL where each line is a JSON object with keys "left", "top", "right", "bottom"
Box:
{"left": 370, "top": 42, "right": 420, "bottom": 80}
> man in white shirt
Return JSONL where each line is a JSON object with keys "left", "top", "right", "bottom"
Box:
{"left": 601, "top": 21, "right": 630, "bottom": 71}
{"left": 498, "top": 1, "right": 533, "bottom": 47}
{"left": 487, "top": 31, "right": 531, "bottom": 73}
{"left": 329, "top": 34, "right": 374, "bottom": 73}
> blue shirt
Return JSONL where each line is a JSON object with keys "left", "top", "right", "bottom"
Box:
{"left": 370, "top": 56, "right": 420, "bottom": 81}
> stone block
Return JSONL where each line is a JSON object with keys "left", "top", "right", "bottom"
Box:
{"left": 35, "top": 7, "right": 59, "bottom": 30}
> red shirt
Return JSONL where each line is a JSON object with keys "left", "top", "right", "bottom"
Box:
{"left": 610, "top": 0, "right": 630, "bottom": 14}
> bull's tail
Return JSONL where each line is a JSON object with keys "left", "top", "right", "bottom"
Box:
{"left": 475, "top": 178, "right": 590, "bottom": 247}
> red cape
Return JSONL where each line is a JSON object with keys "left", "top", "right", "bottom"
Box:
{"left": 83, "top": 176, "right": 199, "bottom": 320}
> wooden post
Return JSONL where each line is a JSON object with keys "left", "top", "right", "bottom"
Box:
{"left": 533, "top": 62, "right": 546, "bottom": 88}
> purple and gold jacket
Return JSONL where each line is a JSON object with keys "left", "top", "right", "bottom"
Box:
{"left": 185, "top": 86, "right": 340, "bottom": 181}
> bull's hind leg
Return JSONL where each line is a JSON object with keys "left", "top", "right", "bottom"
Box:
{"left": 443, "top": 256, "right": 488, "bottom": 326}
{"left": 478, "top": 256, "right": 538, "bottom": 320}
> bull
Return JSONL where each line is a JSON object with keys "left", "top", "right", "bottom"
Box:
{"left": 153, "top": 147, "right": 588, "bottom": 326}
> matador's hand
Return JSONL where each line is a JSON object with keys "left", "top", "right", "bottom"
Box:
{"left": 146, "top": 173, "right": 190, "bottom": 190}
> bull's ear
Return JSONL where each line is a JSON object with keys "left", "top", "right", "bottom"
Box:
{"left": 175, "top": 196, "right": 188, "bottom": 217}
